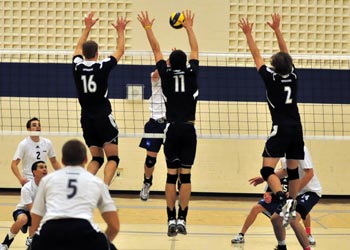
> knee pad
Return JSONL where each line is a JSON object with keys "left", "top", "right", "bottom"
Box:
{"left": 107, "top": 156, "right": 120, "bottom": 167}
{"left": 179, "top": 173, "right": 191, "bottom": 184}
{"left": 92, "top": 157, "right": 104, "bottom": 168}
{"left": 287, "top": 167, "right": 299, "bottom": 180}
{"left": 260, "top": 166, "right": 275, "bottom": 181}
{"left": 166, "top": 173, "right": 178, "bottom": 184}
{"left": 145, "top": 155, "right": 156, "bottom": 168}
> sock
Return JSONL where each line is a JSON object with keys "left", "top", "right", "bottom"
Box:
{"left": 305, "top": 227, "right": 311, "bottom": 235}
{"left": 239, "top": 232, "right": 244, "bottom": 236}
{"left": 276, "top": 191, "right": 287, "bottom": 205}
{"left": 3, "top": 233, "right": 15, "bottom": 246}
{"left": 144, "top": 174, "right": 153, "bottom": 185}
{"left": 167, "top": 207, "right": 176, "bottom": 221}
{"left": 178, "top": 206, "right": 188, "bottom": 221}
{"left": 277, "top": 240, "right": 286, "bottom": 245}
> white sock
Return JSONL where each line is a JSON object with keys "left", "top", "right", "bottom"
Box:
{"left": 8, "top": 231, "right": 16, "bottom": 240}
{"left": 277, "top": 240, "right": 286, "bottom": 245}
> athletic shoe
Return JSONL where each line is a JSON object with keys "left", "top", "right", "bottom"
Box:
{"left": 231, "top": 233, "right": 245, "bottom": 243}
{"left": 140, "top": 183, "right": 151, "bottom": 201}
{"left": 167, "top": 219, "right": 177, "bottom": 237}
{"left": 274, "top": 245, "right": 287, "bottom": 250}
{"left": 176, "top": 219, "right": 187, "bottom": 235}
{"left": 25, "top": 237, "right": 32, "bottom": 247}
{"left": 0, "top": 244, "right": 9, "bottom": 250}
{"left": 279, "top": 199, "right": 296, "bottom": 227}
{"left": 308, "top": 234, "right": 316, "bottom": 245}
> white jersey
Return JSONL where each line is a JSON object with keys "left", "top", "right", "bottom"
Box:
{"left": 149, "top": 74, "right": 166, "bottom": 120}
{"left": 13, "top": 137, "right": 56, "bottom": 180}
{"left": 31, "top": 166, "right": 116, "bottom": 233}
{"left": 281, "top": 146, "right": 322, "bottom": 197}
{"left": 16, "top": 180, "right": 38, "bottom": 211}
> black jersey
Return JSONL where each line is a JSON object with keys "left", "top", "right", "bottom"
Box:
{"left": 266, "top": 177, "right": 289, "bottom": 193}
{"left": 72, "top": 55, "right": 117, "bottom": 117}
{"left": 259, "top": 65, "right": 301, "bottom": 125}
{"left": 156, "top": 59, "right": 199, "bottom": 123}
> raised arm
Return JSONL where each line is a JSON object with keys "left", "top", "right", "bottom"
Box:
{"left": 111, "top": 16, "right": 130, "bottom": 61}
{"left": 239, "top": 18, "right": 264, "bottom": 70}
{"left": 182, "top": 10, "right": 198, "bottom": 60}
{"left": 137, "top": 11, "right": 163, "bottom": 63}
{"left": 73, "top": 12, "right": 99, "bottom": 56}
{"left": 267, "top": 13, "right": 288, "bottom": 53}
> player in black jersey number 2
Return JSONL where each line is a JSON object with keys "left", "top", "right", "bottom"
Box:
{"left": 239, "top": 14, "right": 311, "bottom": 250}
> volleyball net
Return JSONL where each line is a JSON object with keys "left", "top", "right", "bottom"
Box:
{"left": 1, "top": 50, "right": 350, "bottom": 140}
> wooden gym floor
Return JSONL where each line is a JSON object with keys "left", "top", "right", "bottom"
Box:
{"left": 0, "top": 193, "right": 349, "bottom": 249}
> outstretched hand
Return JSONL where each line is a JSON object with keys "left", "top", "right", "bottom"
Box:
{"left": 137, "top": 11, "right": 155, "bottom": 29}
{"left": 182, "top": 10, "right": 195, "bottom": 29}
{"left": 238, "top": 17, "right": 254, "bottom": 34}
{"left": 248, "top": 176, "right": 264, "bottom": 186}
{"left": 267, "top": 13, "right": 281, "bottom": 31}
{"left": 84, "top": 12, "right": 99, "bottom": 29}
{"left": 112, "top": 16, "right": 130, "bottom": 32}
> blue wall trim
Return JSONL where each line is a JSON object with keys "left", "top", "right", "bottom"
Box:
{"left": 1, "top": 63, "right": 349, "bottom": 104}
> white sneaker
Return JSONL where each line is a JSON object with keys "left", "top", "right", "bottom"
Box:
{"left": 25, "top": 237, "right": 32, "bottom": 247}
{"left": 0, "top": 244, "right": 9, "bottom": 250}
{"left": 140, "top": 183, "right": 151, "bottom": 201}
{"left": 167, "top": 219, "right": 177, "bottom": 237}
{"left": 308, "top": 234, "right": 316, "bottom": 245}
{"left": 176, "top": 219, "right": 187, "bottom": 235}
{"left": 279, "top": 199, "right": 296, "bottom": 227}
{"left": 231, "top": 233, "right": 245, "bottom": 243}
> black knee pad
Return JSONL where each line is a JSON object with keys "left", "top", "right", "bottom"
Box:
{"left": 92, "top": 157, "right": 104, "bottom": 168}
{"left": 145, "top": 155, "right": 156, "bottom": 168}
{"left": 287, "top": 167, "right": 299, "bottom": 180}
{"left": 166, "top": 173, "right": 178, "bottom": 184}
{"left": 179, "top": 173, "right": 191, "bottom": 184}
{"left": 260, "top": 166, "right": 275, "bottom": 181}
{"left": 107, "top": 156, "right": 120, "bottom": 167}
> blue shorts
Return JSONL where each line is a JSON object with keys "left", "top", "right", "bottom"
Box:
{"left": 139, "top": 118, "right": 166, "bottom": 152}
{"left": 258, "top": 198, "right": 280, "bottom": 217}
{"left": 13, "top": 209, "right": 31, "bottom": 233}
{"left": 296, "top": 192, "right": 320, "bottom": 219}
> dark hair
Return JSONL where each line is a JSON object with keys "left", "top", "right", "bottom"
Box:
{"left": 169, "top": 50, "right": 187, "bottom": 70}
{"left": 31, "top": 160, "right": 45, "bottom": 172}
{"left": 62, "top": 139, "right": 87, "bottom": 166}
{"left": 26, "top": 117, "right": 40, "bottom": 129}
{"left": 83, "top": 40, "right": 98, "bottom": 59}
{"left": 270, "top": 52, "right": 293, "bottom": 75}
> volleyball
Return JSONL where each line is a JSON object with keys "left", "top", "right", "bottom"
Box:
{"left": 169, "top": 12, "right": 185, "bottom": 29}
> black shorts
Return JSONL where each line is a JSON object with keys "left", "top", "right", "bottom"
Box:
{"left": 296, "top": 192, "right": 320, "bottom": 220}
{"left": 139, "top": 118, "right": 166, "bottom": 152}
{"left": 31, "top": 218, "right": 111, "bottom": 250}
{"left": 81, "top": 113, "right": 119, "bottom": 147}
{"left": 163, "top": 122, "right": 197, "bottom": 168}
{"left": 263, "top": 124, "right": 304, "bottom": 159}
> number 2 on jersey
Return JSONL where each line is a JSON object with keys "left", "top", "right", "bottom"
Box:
{"left": 174, "top": 75, "right": 185, "bottom": 92}
{"left": 284, "top": 86, "right": 293, "bottom": 104}
{"left": 81, "top": 75, "right": 97, "bottom": 93}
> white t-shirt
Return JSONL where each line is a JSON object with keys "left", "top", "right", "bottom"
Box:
{"left": 281, "top": 146, "right": 322, "bottom": 197}
{"left": 13, "top": 137, "right": 56, "bottom": 180}
{"left": 149, "top": 75, "right": 166, "bottom": 120}
{"left": 31, "top": 166, "right": 116, "bottom": 232}
{"left": 16, "top": 180, "right": 38, "bottom": 211}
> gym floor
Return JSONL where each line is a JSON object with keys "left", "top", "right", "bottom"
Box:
{"left": 0, "top": 193, "right": 349, "bottom": 249}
